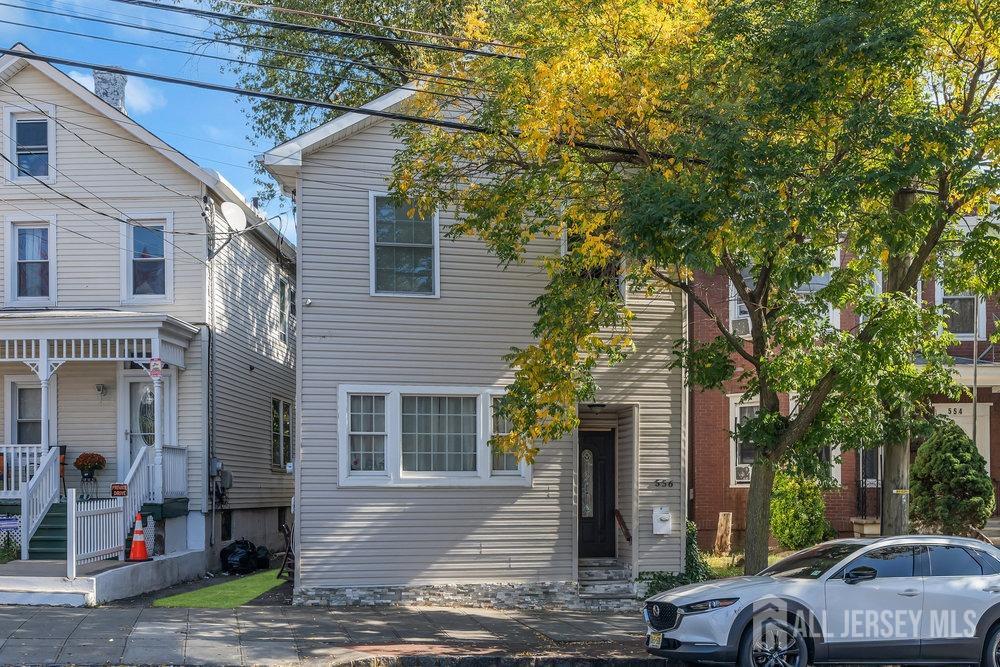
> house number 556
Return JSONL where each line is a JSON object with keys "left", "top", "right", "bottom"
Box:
{"left": 653, "top": 479, "right": 674, "bottom": 488}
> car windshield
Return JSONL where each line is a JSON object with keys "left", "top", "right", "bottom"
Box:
{"left": 759, "top": 543, "right": 863, "bottom": 579}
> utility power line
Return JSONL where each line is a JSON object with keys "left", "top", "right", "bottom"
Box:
{"left": 4, "top": 1, "right": 477, "bottom": 89}
{"left": 109, "top": 0, "right": 522, "bottom": 60}
{"left": 0, "top": 17, "right": 482, "bottom": 106}
{"left": 216, "top": 0, "right": 523, "bottom": 51}
{"left": 0, "top": 49, "right": 676, "bottom": 162}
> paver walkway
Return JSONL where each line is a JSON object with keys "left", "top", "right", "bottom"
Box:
{"left": 0, "top": 605, "right": 658, "bottom": 666}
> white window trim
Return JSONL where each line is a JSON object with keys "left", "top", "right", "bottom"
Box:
{"left": 271, "top": 396, "right": 294, "bottom": 471}
{"left": 4, "top": 374, "right": 58, "bottom": 445}
{"left": 119, "top": 212, "right": 175, "bottom": 305}
{"left": 934, "top": 280, "right": 986, "bottom": 340}
{"left": 4, "top": 104, "right": 56, "bottom": 184}
{"left": 5, "top": 214, "right": 57, "bottom": 307}
{"left": 728, "top": 394, "right": 758, "bottom": 488}
{"left": 368, "top": 191, "right": 440, "bottom": 299}
{"left": 338, "top": 384, "right": 531, "bottom": 487}
{"left": 728, "top": 280, "right": 752, "bottom": 339}
{"left": 116, "top": 365, "right": 176, "bottom": 480}
{"left": 794, "top": 248, "right": 841, "bottom": 329}
{"left": 278, "top": 277, "right": 295, "bottom": 344}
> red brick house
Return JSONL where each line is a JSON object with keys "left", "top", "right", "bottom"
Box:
{"left": 688, "top": 268, "right": 1000, "bottom": 550}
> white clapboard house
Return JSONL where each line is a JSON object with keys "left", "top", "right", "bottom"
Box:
{"left": 0, "top": 44, "right": 295, "bottom": 605}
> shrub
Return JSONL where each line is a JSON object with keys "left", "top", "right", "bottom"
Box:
{"left": 911, "top": 418, "right": 994, "bottom": 536}
{"left": 770, "top": 471, "right": 833, "bottom": 551}
{"left": 639, "top": 520, "right": 713, "bottom": 595}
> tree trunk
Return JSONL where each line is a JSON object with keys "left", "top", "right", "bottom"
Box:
{"left": 743, "top": 460, "right": 776, "bottom": 575}
{"left": 880, "top": 430, "right": 911, "bottom": 535}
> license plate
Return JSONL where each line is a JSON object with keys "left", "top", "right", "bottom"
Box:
{"left": 648, "top": 632, "right": 662, "bottom": 649}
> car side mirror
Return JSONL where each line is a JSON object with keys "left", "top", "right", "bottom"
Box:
{"left": 844, "top": 566, "right": 877, "bottom": 585}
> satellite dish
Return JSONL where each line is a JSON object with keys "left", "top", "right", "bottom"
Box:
{"left": 220, "top": 201, "right": 248, "bottom": 232}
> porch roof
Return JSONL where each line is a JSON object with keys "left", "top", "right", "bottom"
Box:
{"left": 0, "top": 310, "right": 200, "bottom": 369}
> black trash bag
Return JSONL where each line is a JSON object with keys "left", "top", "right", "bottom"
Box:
{"left": 255, "top": 545, "right": 271, "bottom": 570}
{"left": 220, "top": 539, "right": 258, "bottom": 574}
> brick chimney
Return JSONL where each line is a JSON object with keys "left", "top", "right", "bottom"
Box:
{"left": 93, "top": 70, "right": 127, "bottom": 115}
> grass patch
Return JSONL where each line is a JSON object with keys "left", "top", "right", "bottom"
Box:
{"left": 705, "top": 553, "right": 790, "bottom": 579}
{"left": 153, "top": 570, "right": 284, "bottom": 608}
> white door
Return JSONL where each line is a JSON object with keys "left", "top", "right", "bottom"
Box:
{"left": 934, "top": 403, "right": 991, "bottom": 469}
{"left": 919, "top": 545, "right": 1000, "bottom": 661}
{"left": 118, "top": 372, "right": 173, "bottom": 478}
{"left": 824, "top": 545, "right": 923, "bottom": 661}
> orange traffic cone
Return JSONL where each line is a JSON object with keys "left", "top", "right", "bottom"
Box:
{"left": 128, "top": 512, "right": 150, "bottom": 561}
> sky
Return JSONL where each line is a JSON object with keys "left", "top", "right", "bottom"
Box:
{"left": 0, "top": 0, "right": 299, "bottom": 243}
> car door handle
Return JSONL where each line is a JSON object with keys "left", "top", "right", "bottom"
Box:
{"left": 898, "top": 589, "right": 921, "bottom": 597}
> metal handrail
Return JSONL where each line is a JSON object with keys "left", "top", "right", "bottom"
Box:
{"left": 614, "top": 508, "right": 632, "bottom": 544}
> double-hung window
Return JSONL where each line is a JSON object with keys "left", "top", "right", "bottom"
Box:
{"left": 339, "top": 386, "right": 530, "bottom": 486}
{"left": 121, "top": 214, "right": 173, "bottom": 303}
{"left": 6, "top": 106, "right": 55, "bottom": 182}
{"left": 730, "top": 398, "right": 760, "bottom": 486}
{"left": 370, "top": 193, "right": 438, "bottom": 297}
{"left": 936, "top": 284, "right": 985, "bottom": 339}
{"left": 5, "top": 217, "right": 56, "bottom": 307}
{"left": 271, "top": 398, "right": 293, "bottom": 470}
{"left": 491, "top": 397, "right": 520, "bottom": 475}
{"left": 279, "top": 277, "right": 296, "bottom": 343}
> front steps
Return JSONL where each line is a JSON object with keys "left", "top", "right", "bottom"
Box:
{"left": 578, "top": 558, "right": 637, "bottom": 611}
{"left": 28, "top": 502, "right": 67, "bottom": 560}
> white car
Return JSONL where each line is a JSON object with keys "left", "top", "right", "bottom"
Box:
{"left": 644, "top": 535, "right": 1000, "bottom": 666}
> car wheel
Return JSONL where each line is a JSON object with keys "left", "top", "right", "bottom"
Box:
{"left": 738, "top": 617, "right": 809, "bottom": 667}
{"left": 982, "top": 623, "right": 1000, "bottom": 667}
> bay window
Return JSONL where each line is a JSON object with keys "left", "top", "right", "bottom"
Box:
{"left": 338, "top": 386, "right": 530, "bottom": 486}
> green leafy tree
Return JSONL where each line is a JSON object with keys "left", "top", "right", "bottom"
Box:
{"left": 391, "top": 0, "right": 1000, "bottom": 573}
{"left": 769, "top": 472, "right": 835, "bottom": 552}
{"left": 911, "top": 418, "right": 995, "bottom": 536}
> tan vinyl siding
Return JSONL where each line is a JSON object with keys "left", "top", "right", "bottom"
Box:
{"left": 296, "top": 116, "right": 685, "bottom": 590}
{"left": 616, "top": 407, "right": 635, "bottom": 568}
{"left": 210, "top": 212, "right": 295, "bottom": 509}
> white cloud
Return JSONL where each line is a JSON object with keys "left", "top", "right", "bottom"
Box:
{"left": 68, "top": 69, "right": 166, "bottom": 116}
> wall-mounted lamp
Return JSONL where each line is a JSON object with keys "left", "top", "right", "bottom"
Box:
{"left": 586, "top": 402, "right": 607, "bottom": 414}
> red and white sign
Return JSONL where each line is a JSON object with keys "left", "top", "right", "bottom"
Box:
{"left": 149, "top": 357, "right": 163, "bottom": 379}
{"left": 110, "top": 483, "right": 128, "bottom": 497}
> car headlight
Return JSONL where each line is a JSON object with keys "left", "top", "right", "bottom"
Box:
{"left": 681, "top": 598, "right": 739, "bottom": 614}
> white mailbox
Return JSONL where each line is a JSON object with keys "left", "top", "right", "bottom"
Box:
{"left": 652, "top": 506, "right": 673, "bottom": 535}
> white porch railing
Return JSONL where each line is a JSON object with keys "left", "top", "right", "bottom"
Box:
{"left": 0, "top": 445, "right": 46, "bottom": 499}
{"left": 67, "top": 494, "right": 124, "bottom": 577}
{"left": 163, "top": 445, "right": 187, "bottom": 499}
{"left": 123, "top": 446, "right": 154, "bottom": 542}
{"left": 20, "top": 447, "right": 59, "bottom": 560}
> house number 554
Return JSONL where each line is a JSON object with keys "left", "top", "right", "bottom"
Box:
{"left": 653, "top": 479, "right": 674, "bottom": 488}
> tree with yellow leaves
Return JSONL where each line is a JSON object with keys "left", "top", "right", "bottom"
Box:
{"left": 391, "top": 0, "right": 1000, "bottom": 574}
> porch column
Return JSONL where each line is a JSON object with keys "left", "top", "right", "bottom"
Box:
{"left": 153, "top": 376, "right": 164, "bottom": 504}
{"left": 39, "top": 377, "right": 50, "bottom": 449}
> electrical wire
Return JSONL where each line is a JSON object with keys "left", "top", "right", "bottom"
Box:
{"left": 5, "top": 1, "right": 478, "bottom": 89}
{"left": 109, "top": 0, "right": 522, "bottom": 60}
{"left": 214, "top": 0, "right": 523, "bottom": 51}
{"left": 0, "top": 48, "right": 677, "bottom": 162}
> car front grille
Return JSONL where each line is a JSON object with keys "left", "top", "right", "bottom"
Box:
{"left": 646, "top": 601, "right": 680, "bottom": 631}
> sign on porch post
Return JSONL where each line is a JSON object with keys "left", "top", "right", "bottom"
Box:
{"left": 149, "top": 357, "right": 163, "bottom": 379}
{"left": 110, "top": 483, "right": 128, "bottom": 497}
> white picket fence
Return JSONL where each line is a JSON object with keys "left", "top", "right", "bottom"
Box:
{"left": 67, "top": 494, "right": 125, "bottom": 577}
{"left": 20, "top": 447, "right": 59, "bottom": 560}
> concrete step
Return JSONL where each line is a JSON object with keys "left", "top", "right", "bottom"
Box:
{"left": 578, "top": 567, "right": 629, "bottom": 582}
{"left": 579, "top": 582, "right": 634, "bottom": 597}
{"left": 578, "top": 558, "right": 619, "bottom": 568}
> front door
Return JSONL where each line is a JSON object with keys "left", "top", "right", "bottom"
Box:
{"left": 117, "top": 370, "right": 173, "bottom": 479}
{"left": 127, "top": 381, "right": 156, "bottom": 462}
{"left": 579, "top": 430, "right": 615, "bottom": 558}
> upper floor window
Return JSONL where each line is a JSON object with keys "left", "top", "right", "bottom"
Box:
{"left": 271, "top": 397, "right": 293, "bottom": 470}
{"left": 369, "top": 193, "right": 438, "bottom": 297}
{"left": 935, "top": 284, "right": 985, "bottom": 340}
{"left": 279, "top": 277, "right": 296, "bottom": 343}
{"left": 121, "top": 214, "right": 173, "bottom": 303}
{"left": 5, "top": 217, "right": 56, "bottom": 307}
{"left": 5, "top": 106, "right": 55, "bottom": 182}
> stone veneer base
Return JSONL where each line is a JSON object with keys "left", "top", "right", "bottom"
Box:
{"left": 295, "top": 581, "right": 641, "bottom": 612}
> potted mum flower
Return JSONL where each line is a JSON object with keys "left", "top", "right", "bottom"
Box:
{"left": 73, "top": 452, "right": 107, "bottom": 482}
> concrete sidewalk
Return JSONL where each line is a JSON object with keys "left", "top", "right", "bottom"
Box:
{"left": 0, "top": 605, "right": 660, "bottom": 666}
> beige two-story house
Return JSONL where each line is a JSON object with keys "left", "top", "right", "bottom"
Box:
{"left": 0, "top": 44, "right": 295, "bottom": 605}
{"left": 263, "top": 86, "right": 687, "bottom": 610}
